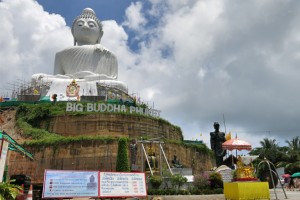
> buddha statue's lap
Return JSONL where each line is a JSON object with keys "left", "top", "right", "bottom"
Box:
{"left": 31, "top": 8, "right": 127, "bottom": 98}
{"left": 54, "top": 44, "right": 118, "bottom": 80}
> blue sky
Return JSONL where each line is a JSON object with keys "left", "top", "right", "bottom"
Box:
{"left": 36, "top": 0, "right": 154, "bottom": 52}
{"left": 1, "top": 0, "right": 300, "bottom": 150}
{"left": 36, "top": 0, "right": 134, "bottom": 25}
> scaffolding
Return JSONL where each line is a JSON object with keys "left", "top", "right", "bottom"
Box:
{"left": 138, "top": 137, "right": 173, "bottom": 176}
{"left": 0, "top": 130, "right": 33, "bottom": 160}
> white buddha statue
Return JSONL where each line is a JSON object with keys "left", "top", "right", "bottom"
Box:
{"left": 32, "top": 8, "right": 127, "bottom": 99}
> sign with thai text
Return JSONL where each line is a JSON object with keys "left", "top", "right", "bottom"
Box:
{"left": 42, "top": 170, "right": 147, "bottom": 198}
{"left": 99, "top": 172, "right": 147, "bottom": 197}
{"left": 43, "top": 170, "right": 98, "bottom": 198}
{"left": 219, "top": 169, "right": 233, "bottom": 183}
{"left": 66, "top": 102, "right": 161, "bottom": 117}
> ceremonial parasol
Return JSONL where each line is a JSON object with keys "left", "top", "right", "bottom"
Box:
{"left": 222, "top": 138, "right": 252, "bottom": 151}
{"left": 291, "top": 172, "right": 300, "bottom": 178}
{"left": 281, "top": 174, "right": 290, "bottom": 178}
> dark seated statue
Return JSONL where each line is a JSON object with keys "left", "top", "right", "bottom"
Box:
{"left": 171, "top": 155, "right": 183, "bottom": 168}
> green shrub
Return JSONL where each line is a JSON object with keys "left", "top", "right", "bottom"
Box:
{"left": 116, "top": 137, "right": 130, "bottom": 172}
{"left": 209, "top": 172, "right": 223, "bottom": 188}
{"left": 170, "top": 174, "right": 188, "bottom": 191}
{"left": 0, "top": 180, "right": 22, "bottom": 200}
{"left": 148, "top": 187, "right": 223, "bottom": 195}
{"left": 212, "top": 188, "right": 224, "bottom": 194}
{"left": 193, "top": 172, "right": 210, "bottom": 189}
{"left": 147, "top": 188, "right": 188, "bottom": 195}
{"left": 149, "top": 175, "right": 163, "bottom": 189}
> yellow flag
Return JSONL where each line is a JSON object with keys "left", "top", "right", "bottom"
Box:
{"left": 225, "top": 132, "right": 232, "bottom": 140}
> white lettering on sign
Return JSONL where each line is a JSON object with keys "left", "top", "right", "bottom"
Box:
{"left": 66, "top": 102, "right": 83, "bottom": 112}
{"left": 66, "top": 102, "right": 161, "bottom": 117}
{"left": 87, "top": 103, "right": 93, "bottom": 112}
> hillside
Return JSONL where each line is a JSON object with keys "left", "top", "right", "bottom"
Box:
{"left": 1, "top": 103, "right": 213, "bottom": 184}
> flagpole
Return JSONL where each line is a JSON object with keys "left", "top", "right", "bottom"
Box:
{"left": 223, "top": 114, "right": 226, "bottom": 133}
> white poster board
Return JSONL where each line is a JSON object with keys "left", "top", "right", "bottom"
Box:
{"left": 99, "top": 172, "right": 147, "bottom": 198}
{"left": 219, "top": 169, "right": 233, "bottom": 183}
{"left": 43, "top": 170, "right": 147, "bottom": 198}
{"left": 43, "top": 170, "right": 98, "bottom": 198}
{"left": 0, "top": 140, "right": 9, "bottom": 182}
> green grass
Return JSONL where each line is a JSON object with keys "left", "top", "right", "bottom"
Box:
{"left": 15, "top": 102, "right": 185, "bottom": 149}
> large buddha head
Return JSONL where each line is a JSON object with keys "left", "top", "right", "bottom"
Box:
{"left": 71, "top": 8, "right": 103, "bottom": 46}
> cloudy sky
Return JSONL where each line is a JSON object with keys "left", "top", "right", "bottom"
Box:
{"left": 1, "top": 0, "right": 300, "bottom": 149}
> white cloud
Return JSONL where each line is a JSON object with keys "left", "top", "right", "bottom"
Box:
{"left": 120, "top": 0, "right": 300, "bottom": 147}
{"left": 1, "top": 0, "right": 300, "bottom": 150}
{"left": 0, "top": 0, "right": 71, "bottom": 93}
{"left": 122, "top": 2, "right": 147, "bottom": 31}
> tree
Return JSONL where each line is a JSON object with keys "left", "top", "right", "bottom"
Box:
{"left": 282, "top": 136, "right": 300, "bottom": 174}
{"left": 250, "top": 138, "right": 288, "bottom": 170}
{"left": 285, "top": 136, "right": 300, "bottom": 162}
{"left": 250, "top": 137, "right": 300, "bottom": 178}
{"left": 116, "top": 137, "right": 130, "bottom": 172}
{"left": 260, "top": 138, "right": 278, "bottom": 149}
{"left": 0, "top": 181, "right": 22, "bottom": 200}
{"left": 256, "top": 138, "right": 282, "bottom": 164}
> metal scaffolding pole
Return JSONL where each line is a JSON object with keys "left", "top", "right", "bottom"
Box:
{"left": 141, "top": 143, "right": 153, "bottom": 175}
{"left": 159, "top": 143, "right": 173, "bottom": 175}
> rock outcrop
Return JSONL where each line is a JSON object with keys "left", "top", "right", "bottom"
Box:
{"left": 1, "top": 108, "right": 213, "bottom": 184}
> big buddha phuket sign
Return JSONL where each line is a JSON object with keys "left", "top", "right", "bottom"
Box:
{"left": 66, "top": 102, "right": 161, "bottom": 117}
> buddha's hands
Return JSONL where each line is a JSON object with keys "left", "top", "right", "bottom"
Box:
{"left": 70, "top": 71, "right": 111, "bottom": 80}
{"left": 55, "top": 74, "right": 75, "bottom": 79}
{"left": 94, "top": 44, "right": 109, "bottom": 53}
{"left": 72, "top": 71, "right": 96, "bottom": 79}
{"left": 84, "top": 74, "right": 112, "bottom": 81}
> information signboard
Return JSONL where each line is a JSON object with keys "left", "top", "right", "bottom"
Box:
{"left": 42, "top": 170, "right": 147, "bottom": 199}
{"left": 43, "top": 170, "right": 98, "bottom": 198}
{"left": 99, "top": 172, "right": 147, "bottom": 198}
{"left": 219, "top": 169, "right": 233, "bottom": 183}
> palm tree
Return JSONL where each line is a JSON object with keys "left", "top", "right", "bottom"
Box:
{"left": 251, "top": 137, "right": 300, "bottom": 181}
{"left": 260, "top": 138, "right": 278, "bottom": 149}
{"left": 285, "top": 136, "right": 300, "bottom": 162}
{"left": 284, "top": 136, "right": 300, "bottom": 174}
{"left": 258, "top": 138, "right": 281, "bottom": 164}
{"left": 0, "top": 180, "right": 22, "bottom": 200}
{"left": 249, "top": 138, "right": 283, "bottom": 188}
{"left": 250, "top": 138, "right": 288, "bottom": 168}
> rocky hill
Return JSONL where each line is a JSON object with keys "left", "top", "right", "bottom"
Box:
{"left": 0, "top": 104, "right": 213, "bottom": 184}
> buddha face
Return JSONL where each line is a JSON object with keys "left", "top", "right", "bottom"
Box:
{"left": 73, "top": 18, "right": 102, "bottom": 45}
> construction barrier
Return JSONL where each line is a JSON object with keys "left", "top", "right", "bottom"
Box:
{"left": 26, "top": 184, "right": 33, "bottom": 200}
